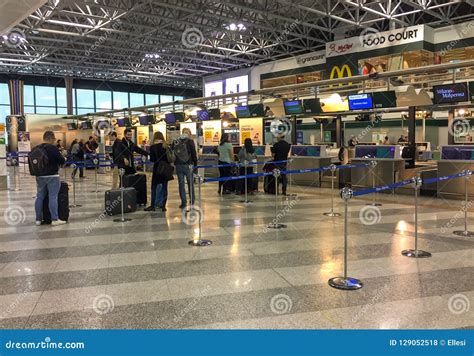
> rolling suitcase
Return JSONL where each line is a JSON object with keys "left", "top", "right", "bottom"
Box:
{"left": 123, "top": 174, "right": 147, "bottom": 205}
{"left": 105, "top": 188, "right": 137, "bottom": 216}
{"left": 43, "top": 181, "right": 70, "bottom": 224}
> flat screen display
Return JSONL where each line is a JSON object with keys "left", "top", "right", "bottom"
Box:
{"left": 139, "top": 116, "right": 150, "bottom": 125}
{"left": 348, "top": 94, "right": 373, "bottom": 111}
{"left": 290, "top": 145, "right": 320, "bottom": 157}
{"left": 372, "top": 91, "right": 397, "bottom": 108}
{"left": 197, "top": 110, "right": 209, "bottom": 121}
{"left": 248, "top": 104, "right": 265, "bottom": 117}
{"left": 302, "top": 98, "right": 322, "bottom": 114}
{"left": 284, "top": 100, "right": 303, "bottom": 115}
{"left": 235, "top": 105, "right": 251, "bottom": 118}
{"left": 117, "top": 118, "right": 131, "bottom": 127}
{"left": 442, "top": 146, "right": 474, "bottom": 160}
{"left": 254, "top": 146, "right": 265, "bottom": 156}
{"left": 433, "top": 83, "right": 469, "bottom": 104}
{"left": 173, "top": 112, "right": 185, "bottom": 122}
{"left": 469, "top": 81, "right": 474, "bottom": 101}
{"left": 81, "top": 121, "right": 93, "bottom": 129}
{"left": 165, "top": 113, "right": 176, "bottom": 124}
{"left": 355, "top": 146, "right": 395, "bottom": 159}
{"left": 67, "top": 123, "right": 77, "bottom": 130}
{"left": 208, "top": 108, "right": 221, "bottom": 120}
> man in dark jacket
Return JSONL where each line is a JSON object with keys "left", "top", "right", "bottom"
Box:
{"left": 171, "top": 128, "right": 197, "bottom": 208}
{"left": 109, "top": 132, "right": 123, "bottom": 188}
{"left": 116, "top": 128, "right": 148, "bottom": 174}
{"left": 271, "top": 135, "right": 291, "bottom": 195}
{"left": 32, "top": 131, "right": 66, "bottom": 226}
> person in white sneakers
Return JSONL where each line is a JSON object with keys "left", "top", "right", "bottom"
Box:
{"left": 29, "top": 131, "right": 67, "bottom": 226}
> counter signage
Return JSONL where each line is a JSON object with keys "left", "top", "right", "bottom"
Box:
{"left": 348, "top": 94, "right": 373, "bottom": 110}
{"left": 433, "top": 83, "right": 469, "bottom": 104}
{"left": 239, "top": 118, "right": 262, "bottom": 145}
{"left": 296, "top": 131, "right": 304, "bottom": 145}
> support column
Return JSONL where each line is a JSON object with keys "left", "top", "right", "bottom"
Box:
{"left": 336, "top": 114, "right": 342, "bottom": 148}
{"left": 407, "top": 106, "right": 416, "bottom": 168}
{"left": 65, "top": 76, "right": 74, "bottom": 115}
{"left": 447, "top": 109, "right": 455, "bottom": 145}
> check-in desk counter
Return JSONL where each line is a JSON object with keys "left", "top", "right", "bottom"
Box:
{"left": 437, "top": 145, "right": 474, "bottom": 199}
{"left": 290, "top": 145, "right": 334, "bottom": 187}
{"left": 351, "top": 145, "right": 405, "bottom": 190}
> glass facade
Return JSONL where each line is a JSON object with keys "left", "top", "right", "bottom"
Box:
{"left": 0, "top": 83, "right": 9, "bottom": 124}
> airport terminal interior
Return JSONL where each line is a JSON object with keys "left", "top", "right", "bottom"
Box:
{"left": 0, "top": 0, "right": 473, "bottom": 330}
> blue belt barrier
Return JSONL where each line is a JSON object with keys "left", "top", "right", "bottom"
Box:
{"left": 423, "top": 171, "right": 470, "bottom": 185}
{"left": 352, "top": 178, "right": 415, "bottom": 197}
{"left": 195, "top": 159, "right": 289, "bottom": 170}
{"left": 204, "top": 171, "right": 274, "bottom": 183}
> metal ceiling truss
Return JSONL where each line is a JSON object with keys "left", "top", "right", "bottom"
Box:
{"left": 0, "top": 0, "right": 472, "bottom": 89}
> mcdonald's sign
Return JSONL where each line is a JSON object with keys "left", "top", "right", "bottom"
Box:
{"left": 329, "top": 64, "right": 352, "bottom": 87}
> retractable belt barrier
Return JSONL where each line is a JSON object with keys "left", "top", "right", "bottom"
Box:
{"left": 194, "top": 159, "right": 289, "bottom": 170}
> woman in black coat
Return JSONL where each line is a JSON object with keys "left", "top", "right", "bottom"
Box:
{"left": 146, "top": 131, "right": 173, "bottom": 212}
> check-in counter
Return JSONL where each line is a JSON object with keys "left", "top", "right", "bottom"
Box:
{"left": 290, "top": 145, "right": 334, "bottom": 187}
{"left": 437, "top": 145, "right": 474, "bottom": 199}
{"left": 351, "top": 145, "right": 405, "bottom": 190}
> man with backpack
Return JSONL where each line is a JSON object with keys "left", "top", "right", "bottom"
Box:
{"left": 70, "top": 138, "right": 85, "bottom": 179}
{"left": 171, "top": 128, "right": 197, "bottom": 209}
{"left": 29, "top": 131, "right": 67, "bottom": 226}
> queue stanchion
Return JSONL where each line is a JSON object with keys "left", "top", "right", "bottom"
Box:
{"left": 63, "top": 163, "right": 68, "bottom": 182}
{"left": 366, "top": 160, "right": 382, "bottom": 207}
{"left": 453, "top": 170, "right": 474, "bottom": 237}
{"left": 287, "top": 158, "right": 297, "bottom": 197}
{"left": 239, "top": 160, "right": 252, "bottom": 205}
{"left": 69, "top": 163, "right": 82, "bottom": 208}
{"left": 114, "top": 168, "right": 132, "bottom": 223}
{"left": 22, "top": 154, "right": 27, "bottom": 175}
{"left": 328, "top": 187, "right": 363, "bottom": 290}
{"left": 267, "top": 168, "right": 287, "bottom": 229}
{"left": 8, "top": 158, "right": 21, "bottom": 191}
{"left": 323, "top": 164, "right": 341, "bottom": 217}
{"left": 91, "top": 158, "right": 100, "bottom": 193}
{"left": 402, "top": 176, "right": 432, "bottom": 258}
{"left": 188, "top": 172, "right": 212, "bottom": 246}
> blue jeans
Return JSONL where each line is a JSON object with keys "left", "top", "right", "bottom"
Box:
{"left": 154, "top": 182, "right": 169, "bottom": 207}
{"left": 176, "top": 164, "right": 194, "bottom": 206}
{"left": 35, "top": 176, "right": 61, "bottom": 221}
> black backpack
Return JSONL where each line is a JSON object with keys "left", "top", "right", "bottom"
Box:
{"left": 173, "top": 138, "right": 190, "bottom": 164}
{"left": 28, "top": 144, "right": 49, "bottom": 176}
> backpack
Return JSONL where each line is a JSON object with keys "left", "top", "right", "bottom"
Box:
{"left": 173, "top": 138, "right": 190, "bottom": 164}
{"left": 28, "top": 144, "right": 49, "bottom": 176}
{"left": 165, "top": 147, "right": 175, "bottom": 163}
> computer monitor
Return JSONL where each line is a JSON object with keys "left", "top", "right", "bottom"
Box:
{"left": 208, "top": 108, "right": 221, "bottom": 120}
{"left": 235, "top": 105, "right": 251, "bottom": 118}
{"left": 372, "top": 91, "right": 397, "bottom": 108}
{"left": 164, "top": 113, "right": 176, "bottom": 124}
{"left": 81, "top": 121, "right": 93, "bottom": 129}
{"left": 302, "top": 98, "right": 322, "bottom": 114}
{"left": 173, "top": 112, "right": 185, "bottom": 122}
{"left": 197, "top": 110, "right": 210, "bottom": 121}
{"left": 283, "top": 100, "right": 303, "bottom": 115}
{"left": 117, "top": 117, "right": 131, "bottom": 127}
{"left": 67, "top": 123, "right": 77, "bottom": 130}
{"left": 433, "top": 83, "right": 469, "bottom": 104}
{"left": 248, "top": 104, "right": 265, "bottom": 117}
{"left": 348, "top": 94, "right": 374, "bottom": 111}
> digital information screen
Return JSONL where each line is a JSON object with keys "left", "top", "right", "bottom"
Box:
{"left": 469, "top": 81, "right": 474, "bottom": 101}
{"left": 348, "top": 94, "right": 373, "bottom": 111}
{"left": 81, "top": 121, "right": 92, "bottom": 129}
{"left": 139, "top": 116, "right": 149, "bottom": 125}
{"left": 248, "top": 104, "right": 265, "bottom": 117}
{"left": 67, "top": 123, "right": 77, "bottom": 130}
{"left": 433, "top": 83, "right": 469, "bottom": 104}
{"left": 254, "top": 146, "right": 265, "bottom": 156}
{"left": 208, "top": 108, "right": 221, "bottom": 120}
{"left": 442, "top": 146, "right": 474, "bottom": 160}
{"left": 372, "top": 91, "right": 397, "bottom": 108}
{"left": 290, "top": 145, "right": 321, "bottom": 157}
{"left": 197, "top": 110, "right": 209, "bottom": 121}
{"left": 355, "top": 146, "right": 396, "bottom": 159}
{"left": 164, "top": 113, "right": 176, "bottom": 124}
{"left": 302, "top": 98, "right": 322, "bottom": 114}
{"left": 235, "top": 105, "right": 251, "bottom": 118}
{"left": 284, "top": 100, "right": 303, "bottom": 115}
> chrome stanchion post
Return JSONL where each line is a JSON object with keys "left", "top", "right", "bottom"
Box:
{"left": 114, "top": 168, "right": 131, "bottom": 222}
{"left": 9, "top": 158, "right": 20, "bottom": 191}
{"left": 188, "top": 173, "right": 212, "bottom": 246}
{"left": 268, "top": 168, "right": 287, "bottom": 229}
{"left": 453, "top": 170, "right": 474, "bottom": 237}
{"left": 366, "top": 160, "right": 382, "bottom": 206}
{"left": 239, "top": 160, "right": 252, "bottom": 205}
{"left": 287, "top": 158, "right": 297, "bottom": 197}
{"left": 91, "top": 158, "right": 99, "bottom": 193}
{"left": 22, "top": 154, "right": 27, "bottom": 175}
{"left": 69, "top": 164, "right": 82, "bottom": 208}
{"left": 323, "top": 164, "right": 340, "bottom": 217}
{"left": 402, "top": 176, "right": 431, "bottom": 258}
{"left": 328, "top": 187, "right": 363, "bottom": 290}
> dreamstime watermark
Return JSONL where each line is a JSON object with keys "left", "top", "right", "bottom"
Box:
{"left": 448, "top": 294, "right": 470, "bottom": 315}
{"left": 270, "top": 117, "right": 292, "bottom": 138}
{"left": 85, "top": 197, "right": 121, "bottom": 234}
{"left": 263, "top": 20, "right": 300, "bottom": 55}
{"left": 85, "top": 19, "right": 122, "bottom": 57}
{"left": 182, "top": 205, "right": 204, "bottom": 225}
{"left": 181, "top": 27, "right": 204, "bottom": 49}
{"left": 5, "top": 337, "right": 85, "bottom": 350}
{"left": 93, "top": 120, "right": 113, "bottom": 136}
{"left": 448, "top": 118, "right": 471, "bottom": 137}
{"left": 92, "top": 294, "right": 115, "bottom": 315}
{"left": 440, "top": 200, "right": 473, "bottom": 233}
{"left": 359, "top": 27, "right": 382, "bottom": 47}
{"left": 1, "top": 27, "right": 26, "bottom": 48}
{"left": 270, "top": 294, "right": 293, "bottom": 315}
{"left": 263, "top": 195, "right": 299, "bottom": 233}
{"left": 4, "top": 205, "right": 27, "bottom": 226}
{"left": 352, "top": 114, "right": 383, "bottom": 143}
{"left": 352, "top": 284, "right": 389, "bottom": 323}
{"left": 173, "top": 286, "right": 211, "bottom": 323}
{"left": 359, "top": 206, "right": 382, "bottom": 225}
{"left": 0, "top": 289, "right": 31, "bottom": 319}
{"left": 440, "top": 20, "right": 474, "bottom": 56}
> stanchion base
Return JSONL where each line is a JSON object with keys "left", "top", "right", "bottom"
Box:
{"left": 366, "top": 202, "right": 382, "bottom": 206}
{"left": 69, "top": 204, "right": 82, "bottom": 208}
{"left": 453, "top": 230, "right": 474, "bottom": 237}
{"left": 8, "top": 188, "right": 21, "bottom": 191}
{"left": 401, "top": 249, "right": 432, "bottom": 258}
{"left": 328, "top": 277, "right": 363, "bottom": 290}
{"left": 91, "top": 190, "right": 100, "bottom": 193}
{"left": 113, "top": 218, "right": 132, "bottom": 222}
{"left": 267, "top": 223, "right": 287, "bottom": 229}
{"left": 188, "top": 239, "right": 213, "bottom": 246}
{"left": 285, "top": 193, "right": 298, "bottom": 197}
{"left": 239, "top": 200, "right": 253, "bottom": 204}
{"left": 323, "top": 212, "right": 341, "bottom": 217}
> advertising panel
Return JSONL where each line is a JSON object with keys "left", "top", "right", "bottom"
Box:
{"left": 202, "top": 120, "right": 221, "bottom": 145}
{"left": 239, "top": 118, "right": 263, "bottom": 145}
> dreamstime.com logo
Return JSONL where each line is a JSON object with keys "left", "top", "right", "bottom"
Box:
{"left": 4, "top": 206, "right": 27, "bottom": 226}
{"left": 85, "top": 19, "right": 122, "bottom": 57}
{"left": 92, "top": 294, "right": 115, "bottom": 315}
{"left": 448, "top": 119, "right": 471, "bottom": 137}
{"left": 270, "top": 117, "right": 292, "bottom": 138}
{"left": 1, "top": 27, "right": 26, "bottom": 48}
{"left": 359, "top": 206, "right": 382, "bottom": 225}
{"left": 4, "top": 337, "right": 85, "bottom": 350}
{"left": 270, "top": 294, "right": 293, "bottom": 315}
{"left": 181, "top": 27, "right": 204, "bottom": 49}
{"left": 448, "top": 294, "right": 470, "bottom": 315}
{"left": 182, "top": 205, "right": 204, "bottom": 225}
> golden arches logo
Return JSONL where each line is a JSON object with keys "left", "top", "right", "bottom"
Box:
{"left": 329, "top": 64, "right": 352, "bottom": 87}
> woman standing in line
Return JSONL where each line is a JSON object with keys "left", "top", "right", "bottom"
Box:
{"left": 217, "top": 133, "right": 234, "bottom": 195}
{"left": 237, "top": 138, "right": 257, "bottom": 194}
{"left": 146, "top": 131, "right": 174, "bottom": 212}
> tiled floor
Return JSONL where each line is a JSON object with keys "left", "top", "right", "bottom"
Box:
{"left": 0, "top": 167, "right": 473, "bottom": 329}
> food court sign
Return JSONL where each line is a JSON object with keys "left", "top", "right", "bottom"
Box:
{"left": 326, "top": 25, "right": 425, "bottom": 58}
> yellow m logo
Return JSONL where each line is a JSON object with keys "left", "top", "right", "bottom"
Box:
{"left": 329, "top": 64, "right": 352, "bottom": 87}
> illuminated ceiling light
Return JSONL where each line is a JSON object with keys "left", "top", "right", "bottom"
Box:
{"left": 225, "top": 23, "right": 246, "bottom": 31}
{"left": 144, "top": 53, "right": 161, "bottom": 59}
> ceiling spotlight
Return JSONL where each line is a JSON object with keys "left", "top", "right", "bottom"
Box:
{"left": 225, "top": 23, "right": 246, "bottom": 31}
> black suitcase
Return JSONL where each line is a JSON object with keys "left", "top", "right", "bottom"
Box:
{"left": 105, "top": 188, "right": 137, "bottom": 216}
{"left": 43, "top": 181, "right": 70, "bottom": 224}
{"left": 264, "top": 175, "right": 276, "bottom": 194}
{"left": 123, "top": 174, "right": 147, "bottom": 205}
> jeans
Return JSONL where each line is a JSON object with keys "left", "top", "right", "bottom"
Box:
{"left": 154, "top": 182, "right": 169, "bottom": 207}
{"left": 35, "top": 176, "right": 61, "bottom": 221}
{"left": 176, "top": 164, "right": 194, "bottom": 206}
{"left": 72, "top": 159, "right": 84, "bottom": 178}
{"left": 218, "top": 161, "right": 232, "bottom": 193}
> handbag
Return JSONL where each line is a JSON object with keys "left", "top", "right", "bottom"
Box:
{"left": 156, "top": 160, "right": 174, "bottom": 181}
